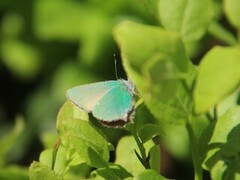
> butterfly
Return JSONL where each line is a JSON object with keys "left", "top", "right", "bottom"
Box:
{"left": 66, "top": 79, "right": 135, "bottom": 127}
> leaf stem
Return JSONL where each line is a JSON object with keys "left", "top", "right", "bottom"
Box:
{"left": 186, "top": 115, "right": 202, "bottom": 180}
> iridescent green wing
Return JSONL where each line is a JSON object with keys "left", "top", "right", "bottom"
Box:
{"left": 66, "top": 81, "right": 119, "bottom": 112}
{"left": 92, "top": 81, "right": 134, "bottom": 122}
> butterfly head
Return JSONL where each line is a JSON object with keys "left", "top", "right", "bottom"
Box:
{"left": 119, "top": 79, "right": 135, "bottom": 95}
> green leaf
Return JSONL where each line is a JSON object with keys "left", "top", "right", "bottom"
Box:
{"left": 1, "top": 13, "right": 24, "bottom": 37}
{"left": 115, "top": 136, "right": 145, "bottom": 176}
{"left": 57, "top": 101, "right": 110, "bottom": 168}
{"left": 57, "top": 100, "right": 89, "bottom": 131}
{"left": 159, "top": 0, "right": 214, "bottom": 42}
{"left": 202, "top": 107, "right": 240, "bottom": 179}
{"left": 194, "top": 46, "right": 240, "bottom": 114}
{"left": 114, "top": 21, "right": 188, "bottom": 73}
{"left": 0, "top": 117, "right": 24, "bottom": 166}
{"left": 0, "top": 39, "right": 41, "bottom": 80}
{"left": 91, "top": 164, "right": 132, "bottom": 180}
{"left": 39, "top": 146, "right": 70, "bottom": 176}
{"left": 40, "top": 146, "right": 90, "bottom": 179}
{"left": 0, "top": 166, "right": 28, "bottom": 180}
{"left": 40, "top": 132, "right": 58, "bottom": 149}
{"left": 218, "top": 88, "right": 240, "bottom": 117}
{"left": 207, "top": 22, "right": 238, "bottom": 46}
{"left": 224, "top": 0, "right": 240, "bottom": 29}
{"left": 149, "top": 145, "right": 161, "bottom": 173}
{"left": 138, "top": 124, "right": 164, "bottom": 143}
{"left": 114, "top": 21, "right": 192, "bottom": 124}
{"left": 61, "top": 119, "right": 110, "bottom": 168}
{"left": 161, "top": 123, "right": 190, "bottom": 159}
{"left": 134, "top": 169, "right": 167, "bottom": 180}
{"left": 87, "top": 147, "right": 110, "bottom": 168}
{"left": 29, "top": 161, "right": 62, "bottom": 180}
{"left": 57, "top": 101, "right": 111, "bottom": 168}
{"left": 33, "top": 0, "right": 110, "bottom": 66}
{"left": 209, "top": 107, "right": 240, "bottom": 145}
{"left": 141, "top": 0, "right": 159, "bottom": 20}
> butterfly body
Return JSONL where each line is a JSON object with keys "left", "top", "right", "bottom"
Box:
{"left": 66, "top": 79, "right": 135, "bottom": 127}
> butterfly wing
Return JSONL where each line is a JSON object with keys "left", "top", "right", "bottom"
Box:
{"left": 66, "top": 81, "right": 119, "bottom": 112}
{"left": 92, "top": 81, "right": 134, "bottom": 123}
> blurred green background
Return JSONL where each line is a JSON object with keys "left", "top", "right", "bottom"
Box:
{"left": 5, "top": 0, "right": 237, "bottom": 179}
{"left": 0, "top": 0, "right": 157, "bottom": 172}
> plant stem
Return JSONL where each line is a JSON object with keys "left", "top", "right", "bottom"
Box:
{"left": 186, "top": 115, "right": 202, "bottom": 180}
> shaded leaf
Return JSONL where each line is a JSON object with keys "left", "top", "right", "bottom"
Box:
{"left": 202, "top": 107, "right": 240, "bottom": 179}
{"left": 0, "top": 166, "right": 28, "bottom": 180}
{"left": 91, "top": 164, "right": 132, "bottom": 180}
{"left": 1, "top": 39, "right": 41, "bottom": 80}
{"left": 138, "top": 124, "right": 164, "bottom": 143}
{"left": 0, "top": 117, "right": 24, "bottom": 166}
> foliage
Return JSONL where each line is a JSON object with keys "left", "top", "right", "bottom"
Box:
{"left": 0, "top": 0, "right": 240, "bottom": 179}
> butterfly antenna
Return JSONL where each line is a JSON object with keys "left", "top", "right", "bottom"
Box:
{"left": 114, "top": 54, "right": 119, "bottom": 79}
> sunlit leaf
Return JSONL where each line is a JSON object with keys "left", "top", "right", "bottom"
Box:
{"left": 115, "top": 136, "right": 145, "bottom": 176}
{"left": 194, "top": 46, "right": 240, "bottom": 114}
{"left": 57, "top": 101, "right": 110, "bottom": 168}
{"left": 159, "top": 0, "right": 213, "bottom": 42}
{"left": 134, "top": 169, "right": 167, "bottom": 180}
{"left": 114, "top": 21, "right": 192, "bottom": 124}
{"left": 224, "top": 0, "right": 240, "bottom": 29}
{"left": 29, "top": 161, "right": 61, "bottom": 180}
